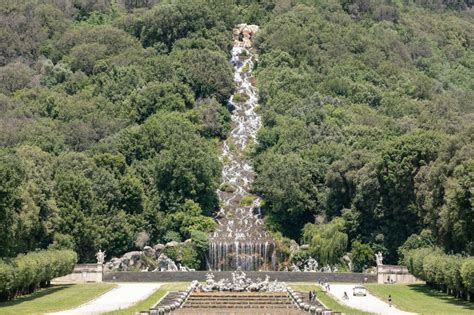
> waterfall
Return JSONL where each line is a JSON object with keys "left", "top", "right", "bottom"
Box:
{"left": 208, "top": 25, "right": 276, "bottom": 271}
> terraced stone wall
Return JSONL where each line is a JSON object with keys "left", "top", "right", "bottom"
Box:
{"left": 103, "top": 271, "right": 377, "bottom": 283}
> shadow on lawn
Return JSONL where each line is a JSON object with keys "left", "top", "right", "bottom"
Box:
{"left": 407, "top": 284, "right": 474, "bottom": 311}
{"left": 0, "top": 285, "right": 73, "bottom": 307}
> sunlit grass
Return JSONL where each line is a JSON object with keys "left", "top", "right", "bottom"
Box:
{"left": 367, "top": 283, "right": 474, "bottom": 315}
{"left": 0, "top": 283, "right": 115, "bottom": 315}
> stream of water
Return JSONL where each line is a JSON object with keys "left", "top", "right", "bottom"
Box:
{"left": 208, "top": 34, "right": 276, "bottom": 271}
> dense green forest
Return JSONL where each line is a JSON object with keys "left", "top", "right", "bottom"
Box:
{"left": 252, "top": 0, "right": 473, "bottom": 265}
{"left": 0, "top": 0, "right": 472, "bottom": 271}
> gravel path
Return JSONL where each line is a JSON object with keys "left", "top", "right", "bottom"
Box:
{"left": 49, "top": 283, "right": 161, "bottom": 315}
{"left": 326, "top": 284, "right": 415, "bottom": 315}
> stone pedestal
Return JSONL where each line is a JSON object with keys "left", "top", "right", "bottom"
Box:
{"left": 52, "top": 263, "right": 103, "bottom": 284}
{"left": 376, "top": 265, "right": 421, "bottom": 284}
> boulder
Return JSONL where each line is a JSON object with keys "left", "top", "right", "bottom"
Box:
{"left": 153, "top": 244, "right": 165, "bottom": 258}
{"left": 154, "top": 244, "right": 165, "bottom": 251}
{"left": 122, "top": 251, "right": 142, "bottom": 267}
{"left": 165, "top": 241, "right": 179, "bottom": 247}
{"left": 157, "top": 253, "right": 178, "bottom": 271}
{"left": 143, "top": 246, "right": 156, "bottom": 257}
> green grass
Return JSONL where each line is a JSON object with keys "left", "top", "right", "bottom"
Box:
{"left": 367, "top": 283, "right": 474, "bottom": 315}
{"left": 289, "top": 283, "right": 374, "bottom": 315}
{"left": 0, "top": 283, "right": 115, "bottom": 315}
{"left": 104, "top": 282, "right": 189, "bottom": 315}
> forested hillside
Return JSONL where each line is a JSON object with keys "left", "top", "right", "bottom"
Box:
{"left": 0, "top": 0, "right": 472, "bottom": 269}
{"left": 252, "top": 0, "right": 473, "bottom": 264}
{"left": 0, "top": 0, "right": 241, "bottom": 263}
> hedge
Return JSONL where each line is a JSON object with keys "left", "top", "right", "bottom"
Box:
{"left": 0, "top": 249, "right": 77, "bottom": 300}
{"left": 404, "top": 248, "right": 473, "bottom": 300}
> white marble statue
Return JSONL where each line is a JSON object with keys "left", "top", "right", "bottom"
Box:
{"left": 307, "top": 257, "right": 318, "bottom": 271}
{"left": 375, "top": 252, "right": 384, "bottom": 266}
{"left": 291, "top": 263, "right": 301, "bottom": 272}
{"left": 96, "top": 249, "right": 106, "bottom": 264}
{"left": 198, "top": 271, "right": 287, "bottom": 292}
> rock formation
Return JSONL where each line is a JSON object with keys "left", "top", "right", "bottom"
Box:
{"left": 233, "top": 24, "right": 259, "bottom": 48}
{"left": 104, "top": 240, "right": 193, "bottom": 272}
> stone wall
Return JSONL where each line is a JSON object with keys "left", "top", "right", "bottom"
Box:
{"left": 103, "top": 271, "right": 377, "bottom": 283}
{"left": 377, "top": 265, "right": 421, "bottom": 284}
{"left": 52, "top": 264, "right": 103, "bottom": 284}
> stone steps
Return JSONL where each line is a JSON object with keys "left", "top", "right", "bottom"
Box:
{"left": 137, "top": 289, "right": 339, "bottom": 315}
{"left": 173, "top": 309, "right": 306, "bottom": 314}
{"left": 185, "top": 300, "right": 294, "bottom": 304}
{"left": 179, "top": 291, "right": 299, "bottom": 312}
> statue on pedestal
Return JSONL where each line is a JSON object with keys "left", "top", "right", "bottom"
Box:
{"left": 375, "top": 252, "right": 384, "bottom": 266}
{"left": 96, "top": 250, "right": 106, "bottom": 264}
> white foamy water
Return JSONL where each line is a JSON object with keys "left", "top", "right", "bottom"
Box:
{"left": 208, "top": 45, "right": 276, "bottom": 271}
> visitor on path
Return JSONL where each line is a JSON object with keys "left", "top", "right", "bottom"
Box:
{"left": 326, "top": 283, "right": 330, "bottom": 292}
{"left": 309, "top": 290, "right": 313, "bottom": 302}
{"left": 312, "top": 290, "right": 317, "bottom": 302}
{"left": 343, "top": 291, "right": 349, "bottom": 300}
{"left": 388, "top": 294, "right": 392, "bottom": 307}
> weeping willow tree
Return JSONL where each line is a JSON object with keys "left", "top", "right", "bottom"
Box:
{"left": 302, "top": 217, "right": 348, "bottom": 265}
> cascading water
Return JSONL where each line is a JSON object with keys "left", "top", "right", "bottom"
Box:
{"left": 208, "top": 25, "right": 276, "bottom": 271}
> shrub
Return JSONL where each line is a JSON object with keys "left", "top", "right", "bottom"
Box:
{"left": 0, "top": 249, "right": 77, "bottom": 300}
{"left": 163, "top": 242, "right": 199, "bottom": 270}
{"left": 232, "top": 92, "right": 250, "bottom": 103}
{"left": 240, "top": 195, "right": 257, "bottom": 206}
{"left": 0, "top": 260, "right": 15, "bottom": 300}
{"left": 351, "top": 241, "right": 374, "bottom": 272}
{"left": 404, "top": 248, "right": 472, "bottom": 300}
{"left": 461, "top": 258, "right": 474, "bottom": 298}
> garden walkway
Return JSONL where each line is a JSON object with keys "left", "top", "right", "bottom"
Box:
{"left": 49, "top": 282, "right": 161, "bottom": 315}
{"left": 327, "top": 284, "right": 415, "bottom": 315}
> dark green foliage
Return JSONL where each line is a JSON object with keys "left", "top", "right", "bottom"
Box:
{"left": 126, "top": 81, "right": 194, "bottom": 123}
{"left": 190, "top": 98, "right": 232, "bottom": 139}
{"left": 303, "top": 218, "right": 349, "bottom": 266}
{"left": 351, "top": 241, "right": 374, "bottom": 272}
{"left": 0, "top": 0, "right": 243, "bottom": 266}
{"left": 0, "top": 249, "right": 77, "bottom": 300}
{"left": 163, "top": 242, "right": 200, "bottom": 270}
{"left": 174, "top": 49, "right": 234, "bottom": 103}
{"left": 253, "top": 0, "right": 473, "bottom": 264}
{"left": 0, "top": 0, "right": 472, "bottom": 272}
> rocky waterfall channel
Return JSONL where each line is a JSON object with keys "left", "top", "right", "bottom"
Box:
{"left": 208, "top": 24, "right": 277, "bottom": 271}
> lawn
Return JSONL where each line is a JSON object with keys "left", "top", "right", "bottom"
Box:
{"left": 104, "top": 282, "right": 190, "bottom": 315}
{"left": 367, "top": 283, "right": 474, "bottom": 315}
{"left": 0, "top": 283, "right": 115, "bottom": 315}
{"left": 289, "top": 283, "right": 374, "bottom": 315}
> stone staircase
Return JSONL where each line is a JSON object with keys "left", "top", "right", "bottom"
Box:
{"left": 135, "top": 287, "right": 340, "bottom": 315}
{"left": 174, "top": 292, "right": 305, "bottom": 314}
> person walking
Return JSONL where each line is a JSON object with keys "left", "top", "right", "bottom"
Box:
{"left": 309, "top": 290, "right": 313, "bottom": 302}
{"left": 388, "top": 294, "right": 392, "bottom": 307}
{"left": 312, "top": 290, "right": 317, "bottom": 302}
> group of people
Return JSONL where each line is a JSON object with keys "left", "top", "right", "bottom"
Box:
{"left": 308, "top": 290, "right": 317, "bottom": 303}
{"left": 310, "top": 279, "right": 393, "bottom": 308}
